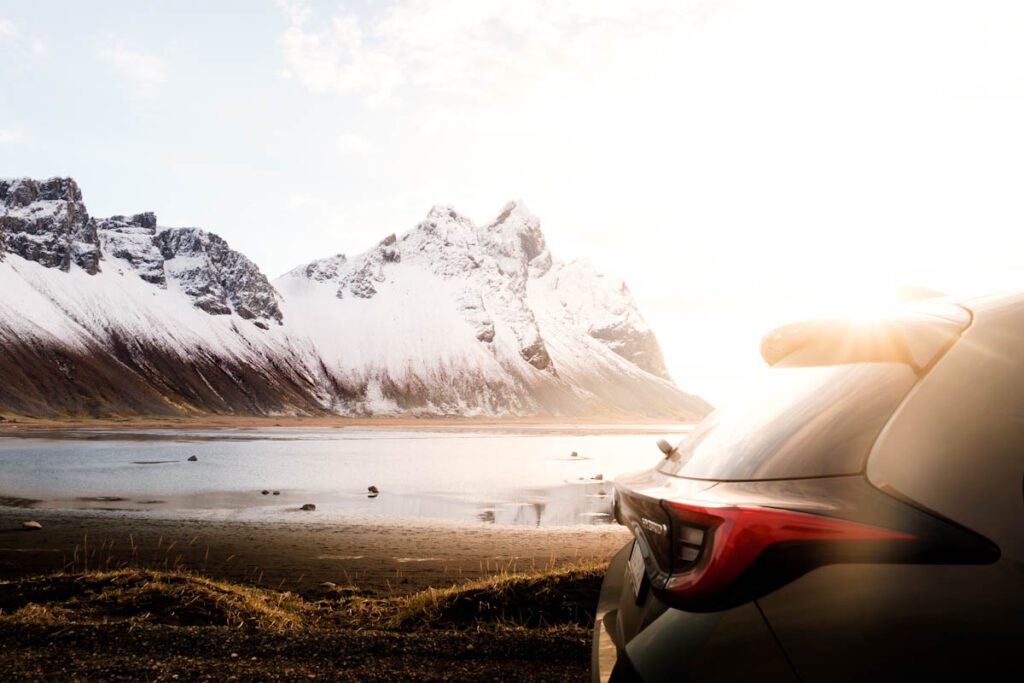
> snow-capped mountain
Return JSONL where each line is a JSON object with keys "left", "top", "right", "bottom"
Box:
{"left": 0, "top": 177, "right": 710, "bottom": 419}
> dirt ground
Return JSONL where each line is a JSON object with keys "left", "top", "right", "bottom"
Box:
{"left": 0, "top": 508, "right": 630, "bottom": 594}
{"left": 0, "top": 564, "right": 609, "bottom": 682}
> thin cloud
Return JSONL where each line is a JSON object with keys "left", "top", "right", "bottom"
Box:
{"left": 97, "top": 43, "right": 167, "bottom": 97}
{"left": 278, "top": 5, "right": 403, "bottom": 104}
{"left": 0, "top": 18, "right": 45, "bottom": 54}
{"left": 275, "top": 0, "right": 691, "bottom": 105}
{"left": 0, "top": 127, "right": 24, "bottom": 144}
{"left": 336, "top": 133, "right": 373, "bottom": 156}
{"left": 0, "top": 18, "right": 17, "bottom": 39}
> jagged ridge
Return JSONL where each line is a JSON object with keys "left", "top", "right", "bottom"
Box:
{"left": 0, "top": 177, "right": 711, "bottom": 419}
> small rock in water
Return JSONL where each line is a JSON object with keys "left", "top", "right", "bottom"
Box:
{"left": 593, "top": 473, "right": 604, "bottom": 481}
{"left": 571, "top": 451, "right": 578, "bottom": 458}
{"left": 301, "top": 503, "right": 316, "bottom": 511}
{"left": 368, "top": 485, "right": 379, "bottom": 494}
{"left": 187, "top": 455, "right": 199, "bottom": 462}
{"left": 21, "top": 520, "right": 42, "bottom": 530}
{"left": 261, "top": 490, "right": 270, "bottom": 495}
{"left": 272, "top": 491, "right": 281, "bottom": 495}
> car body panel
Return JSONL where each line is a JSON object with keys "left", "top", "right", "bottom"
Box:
{"left": 757, "top": 562, "right": 1024, "bottom": 680}
{"left": 593, "top": 540, "right": 796, "bottom": 682}
{"left": 867, "top": 292, "right": 1024, "bottom": 558}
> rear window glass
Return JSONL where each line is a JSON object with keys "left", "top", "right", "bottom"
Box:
{"left": 659, "top": 362, "right": 917, "bottom": 480}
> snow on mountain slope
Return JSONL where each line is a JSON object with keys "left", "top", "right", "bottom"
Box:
{"left": 0, "top": 178, "right": 326, "bottom": 417}
{"left": 0, "top": 177, "right": 710, "bottom": 419}
{"left": 276, "top": 201, "right": 711, "bottom": 417}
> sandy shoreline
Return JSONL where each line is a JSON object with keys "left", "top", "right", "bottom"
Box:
{"left": 0, "top": 414, "right": 694, "bottom": 433}
{"left": 0, "top": 507, "right": 631, "bottom": 593}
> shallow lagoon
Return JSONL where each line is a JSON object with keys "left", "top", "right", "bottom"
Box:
{"left": 0, "top": 425, "right": 692, "bottom": 527}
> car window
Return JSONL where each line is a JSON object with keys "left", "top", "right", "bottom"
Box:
{"left": 659, "top": 362, "right": 917, "bottom": 480}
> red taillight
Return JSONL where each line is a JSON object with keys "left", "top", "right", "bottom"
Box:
{"left": 659, "top": 500, "right": 917, "bottom": 607}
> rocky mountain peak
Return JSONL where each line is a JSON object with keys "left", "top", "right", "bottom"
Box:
{"left": 301, "top": 253, "right": 348, "bottom": 282}
{"left": 157, "top": 228, "right": 283, "bottom": 326}
{"left": 107, "top": 212, "right": 158, "bottom": 232}
{"left": 96, "top": 213, "right": 167, "bottom": 286}
{"left": 480, "top": 200, "right": 552, "bottom": 278}
{"left": 0, "top": 177, "right": 83, "bottom": 206}
{"left": 0, "top": 177, "right": 284, "bottom": 327}
{"left": 0, "top": 176, "right": 100, "bottom": 274}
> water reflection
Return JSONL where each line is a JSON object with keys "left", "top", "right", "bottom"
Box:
{"left": 0, "top": 426, "right": 688, "bottom": 527}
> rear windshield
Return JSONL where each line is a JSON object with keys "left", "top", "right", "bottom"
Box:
{"left": 659, "top": 362, "right": 917, "bottom": 480}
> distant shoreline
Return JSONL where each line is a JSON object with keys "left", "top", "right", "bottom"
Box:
{"left": 0, "top": 414, "right": 697, "bottom": 432}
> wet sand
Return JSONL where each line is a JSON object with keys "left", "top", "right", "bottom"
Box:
{"left": 0, "top": 507, "right": 631, "bottom": 593}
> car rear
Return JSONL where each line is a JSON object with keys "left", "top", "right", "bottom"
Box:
{"left": 594, "top": 300, "right": 1020, "bottom": 681}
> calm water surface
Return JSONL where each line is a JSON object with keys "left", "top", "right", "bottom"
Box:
{"left": 0, "top": 426, "right": 692, "bottom": 527}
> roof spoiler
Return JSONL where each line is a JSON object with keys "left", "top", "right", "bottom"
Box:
{"left": 760, "top": 302, "right": 972, "bottom": 373}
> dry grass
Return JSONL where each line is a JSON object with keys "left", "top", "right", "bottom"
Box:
{"left": 0, "top": 569, "right": 306, "bottom": 630}
{"left": 391, "top": 562, "right": 606, "bottom": 629}
{"left": 0, "top": 561, "right": 608, "bottom": 633}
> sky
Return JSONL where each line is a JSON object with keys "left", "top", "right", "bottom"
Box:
{"left": 3, "top": 0, "right": 1024, "bottom": 404}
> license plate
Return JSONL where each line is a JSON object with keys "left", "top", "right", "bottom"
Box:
{"left": 627, "top": 539, "right": 647, "bottom": 599}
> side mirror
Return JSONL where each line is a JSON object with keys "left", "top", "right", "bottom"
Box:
{"left": 656, "top": 439, "right": 675, "bottom": 457}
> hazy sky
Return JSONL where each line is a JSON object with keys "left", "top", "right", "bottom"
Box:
{"left": 3, "top": 1, "right": 1024, "bottom": 403}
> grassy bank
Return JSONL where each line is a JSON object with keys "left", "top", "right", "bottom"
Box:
{"left": 0, "top": 563, "right": 605, "bottom": 681}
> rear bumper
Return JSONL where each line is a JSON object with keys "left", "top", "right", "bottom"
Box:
{"left": 591, "top": 542, "right": 632, "bottom": 682}
{"left": 592, "top": 541, "right": 797, "bottom": 682}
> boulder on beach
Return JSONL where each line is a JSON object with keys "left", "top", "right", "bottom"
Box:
{"left": 593, "top": 473, "right": 604, "bottom": 481}
{"left": 272, "top": 491, "right": 280, "bottom": 495}
{"left": 368, "top": 485, "right": 379, "bottom": 494}
{"left": 187, "top": 455, "right": 199, "bottom": 462}
{"left": 571, "top": 451, "right": 578, "bottom": 458}
{"left": 300, "top": 503, "right": 316, "bottom": 511}
{"left": 21, "top": 520, "right": 42, "bottom": 530}
{"left": 261, "top": 490, "right": 270, "bottom": 495}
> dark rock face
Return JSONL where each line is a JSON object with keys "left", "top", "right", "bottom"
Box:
{"left": 520, "top": 338, "right": 552, "bottom": 371}
{"left": 0, "top": 177, "right": 101, "bottom": 274}
{"left": 590, "top": 319, "right": 672, "bottom": 380}
{"left": 97, "top": 213, "right": 166, "bottom": 285}
{"left": 482, "top": 201, "right": 552, "bottom": 277}
{"left": 335, "top": 234, "right": 404, "bottom": 300}
{"left": 1, "top": 177, "right": 282, "bottom": 327}
{"left": 390, "top": 202, "right": 555, "bottom": 373}
{"left": 156, "top": 228, "right": 283, "bottom": 324}
{"left": 305, "top": 254, "right": 346, "bottom": 282}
